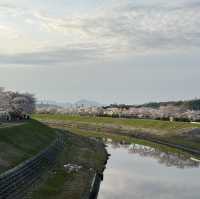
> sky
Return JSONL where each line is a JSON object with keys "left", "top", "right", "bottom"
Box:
{"left": 0, "top": 0, "right": 200, "bottom": 104}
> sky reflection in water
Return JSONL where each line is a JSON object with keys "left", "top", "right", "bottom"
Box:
{"left": 98, "top": 142, "right": 200, "bottom": 199}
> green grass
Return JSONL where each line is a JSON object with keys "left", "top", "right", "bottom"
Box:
{"left": 0, "top": 120, "right": 57, "bottom": 173}
{"left": 30, "top": 131, "right": 107, "bottom": 199}
{"left": 0, "top": 120, "right": 107, "bottom": 198}
{"left": 33, "top": 114, "right": 200, "bottom": 134}
{"left": 33, "top": 114, "right": 200, "bottom": 152}
{"left": 58, "top": 127, "right": 196, "bottom": 158}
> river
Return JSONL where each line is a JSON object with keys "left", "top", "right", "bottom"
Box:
{"left": 98, "top": 141, "right": 200, "bottom": 199}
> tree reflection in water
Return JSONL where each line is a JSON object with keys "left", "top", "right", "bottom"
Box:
{"left": 104, "top": 139, "right": 200, "bottom": 169}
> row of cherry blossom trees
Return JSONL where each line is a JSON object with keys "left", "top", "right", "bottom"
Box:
{"left": 0, "top": 87, "right": 35, "bottom": 120}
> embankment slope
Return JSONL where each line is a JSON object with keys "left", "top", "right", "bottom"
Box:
{"left": 0, "top": 120, "right": 57, "bottom": 173}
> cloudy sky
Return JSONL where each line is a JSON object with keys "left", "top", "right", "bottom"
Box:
{"left": 0, "top": 0, "right": 200, "bottom": 104}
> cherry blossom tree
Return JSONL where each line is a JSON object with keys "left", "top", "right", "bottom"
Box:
{"left": 0, "top": 87, "right": 35, "bottom": 119}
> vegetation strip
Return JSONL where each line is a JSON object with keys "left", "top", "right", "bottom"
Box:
{"left": 33, "top": 114, "right": 200, "bottom": 133}
{"left": 34, "top": 116, "right": 200, "bottom": 157}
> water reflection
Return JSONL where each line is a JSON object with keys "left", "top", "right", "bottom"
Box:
{"left": 106, "top": 140, "right": 200, "bottom": 169}
{"left": 128, "top": 144, "right": 200, "bottom": 169}
{"left": 98, "top": 140, "right": 200, "bottom": 199}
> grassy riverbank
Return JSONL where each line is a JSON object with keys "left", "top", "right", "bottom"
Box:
{"left": 0, "top": 119, "right": 107, "bottom": 198}
{"left": 33, "top": 114, "right": 200, "bottom": 152}
{"left": 0, "top": 120, "right": 57, "bottom": 173}
{"left": 52, "top": 126, "right": 197, "bottom": 160}
{"left": 33, "top": 114, "right": 200, "bottom": 134}
{"left": 29, "top": 130, "right": 107, "bottom": 199}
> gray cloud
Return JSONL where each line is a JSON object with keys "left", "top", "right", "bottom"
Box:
{"left": 0, "top": 45, "right": 106, "bottom": 65}
{"left": 0, "top": 3, "right": 17, "bottom": 9}
{"left": 33, "top": 1, "right": 200, "bottom": 53}
{"left": 0, "top": 3, "right": 23, "bottom": 16}
{"left": 0, "top": 1, "right": 200, "bottom": 65}
{"left": 184, "top": 0, "right": 200, "bottom": 8}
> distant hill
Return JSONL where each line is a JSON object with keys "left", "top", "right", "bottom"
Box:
{"left": 37, "top": 99, "right": 103, "bottom": 108}
{"left": 74, "top": 99, "right": 102, "bottom": 107}
{"left": 37, "top": 98, "right": 200, "bottom": 111}
{"left": 106, "top": 99, "right": 200, "bottom": 111}
{"left": 137, "top": 99, "right": 200, "bottom": 110}
{"left": 36, "top": 103, "right": 61, "bottom": 109}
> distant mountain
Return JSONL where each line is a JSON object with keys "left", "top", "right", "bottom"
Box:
{"left": 55, "top": 102, "right": 73, "bottom": 108}
{"left": 37, "top": 100, "right": 56, "bottom": 105}
{"left": 37, "top": 99, "right": 104, "bottom": 108}
{"left": 36, "top": 103, "right": 61, "bottom": 109}
{"left": 74, "top": 99, "right": 103, "bottom": 107}
{"left": 37, "top": 100, "right": 72, "bottom": 108}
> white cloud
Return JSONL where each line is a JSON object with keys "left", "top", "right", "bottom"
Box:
{"left": 0, "top": 3, "right": 25, "bottom": 17}
{"left": 0, "top": 25, "right": 19, "bottom": 39}
{"left": 0, "top": 1, "right": 200, "bottom": 64}
{"left": 33, "top": 2, "right": 200, "bottom": 53}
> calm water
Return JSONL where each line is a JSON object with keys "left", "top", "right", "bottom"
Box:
{"left": 98, "top": 142, "right": 200, "bottom": 199}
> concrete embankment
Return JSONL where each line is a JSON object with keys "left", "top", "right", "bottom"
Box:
{"left": 41, "top": 120, "right": 200, "bottom": 157}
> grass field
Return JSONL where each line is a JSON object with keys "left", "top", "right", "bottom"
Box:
{"left": 33, "top": 114, "right": 200, "bottom": 133}
{"left": 0, "top": 120, "right": 57, "bottom": 173}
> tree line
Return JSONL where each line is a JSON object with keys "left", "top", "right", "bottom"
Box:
{"left": 106, "top": 99, "right": 200, "bottom": 111}
{"left": 0, "top": 87, "right": 35, "bottom": 120}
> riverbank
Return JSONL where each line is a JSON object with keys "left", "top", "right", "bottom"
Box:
{"left": 0, "top": 120, "right": 107, "bottom": 198}
{"left": 29, "top": 130, "right": 107, "bottom": 199}
{"left": 33, "top": 114, "right": 200, "bottom": 133}
{"left": 33, "top": 114, "right": 200, "bottom": 156}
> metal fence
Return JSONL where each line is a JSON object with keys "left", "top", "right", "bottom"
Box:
{"left": 0, "top": 135, "right": 64, "bottom": 199}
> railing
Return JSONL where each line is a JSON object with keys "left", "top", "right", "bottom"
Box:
{"left": 0, "top": 135, "right": 64, "bottom": 199}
